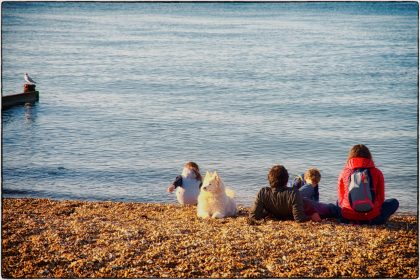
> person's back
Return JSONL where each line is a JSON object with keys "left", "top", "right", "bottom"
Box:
{"left": 176, "top": 170, "right": 201, "bottom": 205}
{"left": 249, "top": 165, "right": 319, "bottom": 224}
{"left": 250, "top": 186, "right": 308, "bottom": 222}
{"left": 338, "top": 157, "right": 382, "bottom": 219}
{"left": 299, "top": 184, "right": 318, "bottom": 201}
{"left": 337, "top": 144, "right": 399, "bottom": 224}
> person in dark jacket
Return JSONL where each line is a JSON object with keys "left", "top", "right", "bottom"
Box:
{"left": 248, "top": 165, "right": 321, "bottom": 224}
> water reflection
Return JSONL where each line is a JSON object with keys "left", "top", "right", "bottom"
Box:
{"left": 24, "top": 103, "right": 34, "bottom": 123}
{"left": 1, "top": 102, "right": 38, "bottom": 128}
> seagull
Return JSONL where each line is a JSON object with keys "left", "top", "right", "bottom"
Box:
{"left": 24, "top": 73, "right": 37, "bottom": 84}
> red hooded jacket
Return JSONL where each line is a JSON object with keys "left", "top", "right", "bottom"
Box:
{"left": 337, "top": 157, "right": 385, "bottom": 221}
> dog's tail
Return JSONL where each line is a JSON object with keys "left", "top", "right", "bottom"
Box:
{"left": 225, "top": 188, "right": 235, "bottom": 198}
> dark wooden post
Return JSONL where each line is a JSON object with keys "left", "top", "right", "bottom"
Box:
{"left": 24, "top": 84, "right": 36, "bottom": 93}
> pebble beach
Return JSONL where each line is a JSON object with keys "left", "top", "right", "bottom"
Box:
{"left": 2, "top": 198, "right": 418, "bottom": 278}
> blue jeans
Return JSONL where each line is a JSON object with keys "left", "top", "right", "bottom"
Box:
{"left": 338, "top": 199, "right": 399, "bottom": 225}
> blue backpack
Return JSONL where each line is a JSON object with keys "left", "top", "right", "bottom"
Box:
{"left": 348, "top": 168, "right": 375, "bottom": 212}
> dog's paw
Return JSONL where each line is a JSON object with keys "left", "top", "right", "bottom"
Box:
{"left": 212, "top": 212, "right": 225, "bottom": 219}
{"left": 197, "top": 211, "right": 211, "bottom": 219}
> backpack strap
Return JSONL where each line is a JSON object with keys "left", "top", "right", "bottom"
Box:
{"left": 366, "top": 168, "right": 375, "bottom": 203}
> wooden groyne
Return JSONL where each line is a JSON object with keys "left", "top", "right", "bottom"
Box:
{"left": 2, "top": 84, "right": 39, "bottom": 110}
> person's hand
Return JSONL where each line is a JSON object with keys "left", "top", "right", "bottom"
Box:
{"left": 310, "top": 212, "right": 321, "bottom": 222}
{"left": 247, "top": 217, "right": 263, "bottom": 225}
{"left": 167, "top": 185, "right": 175, "bottom": 193}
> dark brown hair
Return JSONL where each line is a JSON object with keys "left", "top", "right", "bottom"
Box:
{"left": 347, "top": 144, "right": 372, "bottom": 161}
{"left": 268, "top": 165, "right": 289, "bottom": 188}
{"left": 185, "top": 162, "right": 202, "bottom": 182}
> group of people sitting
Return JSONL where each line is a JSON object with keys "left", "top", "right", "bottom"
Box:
{"left": 168, "top": 144, "right": 399, "bottom": 225}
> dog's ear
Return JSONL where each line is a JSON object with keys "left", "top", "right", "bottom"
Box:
{"left": 213, "top": 171, "right": 220, "bottom": 183}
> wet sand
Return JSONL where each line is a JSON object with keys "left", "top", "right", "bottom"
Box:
{"left": 2, "top": 198, "right": 418, "bottom": 278}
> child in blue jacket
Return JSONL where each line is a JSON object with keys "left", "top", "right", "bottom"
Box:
{"left": 298, "top": 168, "right": 320, "bottom": 201}
{"left": 293, "top": 168, "right": 337, "bottom": 218}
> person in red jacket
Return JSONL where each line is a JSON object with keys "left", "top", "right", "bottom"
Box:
{"left": 337, "top": 144, "right": 399, "bottom": 225}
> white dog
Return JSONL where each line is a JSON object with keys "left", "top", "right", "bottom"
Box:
{"left": 197, "top": 171, "right": 237, "bottom": 219}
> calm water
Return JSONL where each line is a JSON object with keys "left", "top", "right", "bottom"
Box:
{"left": 2, "top": 2, "right": 418, "bottom": 213}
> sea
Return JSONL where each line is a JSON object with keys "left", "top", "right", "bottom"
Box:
{"left": 2, "top": 2, "right": 418, "bottom": 214}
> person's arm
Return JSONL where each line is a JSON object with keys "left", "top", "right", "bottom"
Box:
{"left": 173, "top": 175, "right": 183, "bottom": 187}
{"left": 337, "top": 172, "right": 345, "bottom": 207}
{"left": 291, "top": 190, "right": 310, "bottom": 222}
{"left": 376, "top": 169, "right": 385, "bottom": 205}
{"left": 167, "top": 175, "right": 183, "bottom": 193}
{"left": 248, "top": 189, "right": 268, "bottom": 224}
{"left": 314, "top": 185, "right": 319, "bottom": 202}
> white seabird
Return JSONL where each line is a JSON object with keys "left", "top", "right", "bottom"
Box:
{"left": 24, "top": 73, "right": 37, "bottom": 84}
